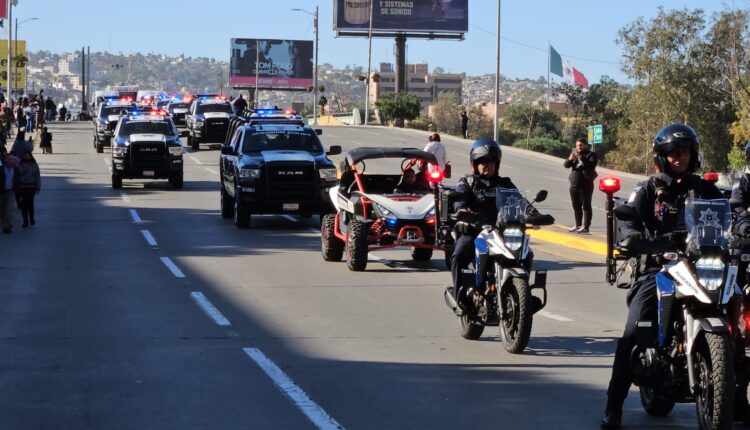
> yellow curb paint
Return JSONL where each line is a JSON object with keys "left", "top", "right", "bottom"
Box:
{"left": 528, "top": 228, "right": 607, "bottom": 256}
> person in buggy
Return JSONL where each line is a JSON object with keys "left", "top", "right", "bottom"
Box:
{"left": 450, "top": 139, "right": 541, "bottom": 307}
{"left": 394, "top": 168, "right": 430, "bottom": 194}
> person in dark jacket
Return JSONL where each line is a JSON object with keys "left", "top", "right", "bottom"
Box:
{"left": 460, "top": 110, "right": 469, "bottom": 139}
{"left": 563, "top": 137, "right": 598, "bottom": 233}
{"left": 58, "top": 105, "right": 67, "bottom": 122}
{"left": 600, "top": 124, "right": 725, "bottom": 429}
{"left": 17, "top": 151, "right": 40, "bottom": 227}
{"left": 449, "top": 139, "right": 541, "bottom": 308}
{"left": 0, "top": 149, "right": 21, "bottom": 233}
{"left": 39, "top": 127, "right": 52, "bottom": 154}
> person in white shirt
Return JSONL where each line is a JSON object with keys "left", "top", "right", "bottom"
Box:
{"left": 423, "top": 133, "right": 447, "bottom": 170}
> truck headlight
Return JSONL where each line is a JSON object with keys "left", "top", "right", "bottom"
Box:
{"left": 97, "top": 122, "right": 106, "bottom": 130}
{"left": 194, "top": 120, "right": 203, "bottom": 127}
{"left": 695, "top": 257, "right": 725, "bottom": 291}
{"left": 503, "top": 227, "right": 524, "bottom": 251}
{"left": 112, "top": 146, "right": 127, "bottom": 157}
{"left": 318, "top": 168, "right": 337, "bottom": 181}
{"left": 168, "top": 147, "right": 183, "bottom": 156}
{"left": 239, "top": 168, "right": 261, "bottom": 179}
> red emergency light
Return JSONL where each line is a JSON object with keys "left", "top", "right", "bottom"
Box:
{"left": 428, "top": 169, "right": 444, "bottom": 183}
{"left": 703, "top": 172, "right": 719, "bottom": 183}
{"left": 599, "top": 176, "right": 621, "bottom": 194}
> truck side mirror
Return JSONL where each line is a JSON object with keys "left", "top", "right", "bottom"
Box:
{"left": 220, "top": 145, "right": 235, "bottom": 156}
{"left": 315, "top": 128, "right": 323, "bottom": 136}
{"left": 327, "top": 145, "right": 342, "bottom": 156}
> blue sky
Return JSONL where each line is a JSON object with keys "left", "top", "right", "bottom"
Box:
{"left": 9, "top": 0, "right": 747, "bottom": 84}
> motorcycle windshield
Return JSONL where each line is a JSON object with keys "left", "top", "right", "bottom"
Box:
{"left": 684, "top": 198, "right": 731, "bottom": 248}
{"left": 495, "top": 188, "right": 528, "bottom": 224}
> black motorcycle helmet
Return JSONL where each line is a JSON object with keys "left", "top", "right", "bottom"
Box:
{"left": 652, "top": 124, "right": 701, "bottom": 176}
{"left": 469, "top": 139, "right": 502, "bottom": 175}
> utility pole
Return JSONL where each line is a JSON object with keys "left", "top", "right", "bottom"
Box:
{"left": 313, "top": 5, "right": 319, "bottom": 125}
{"left": 6, "top": 0, "right": 12, "bottom": 102}
{"left": 493, "top": 0, "right": 501, "bottom": 144}
{"left": 87, "top": 46, "right": 91, "bottom": 109}
{"left": 364, "top": 0, "right": 373, "bottom": 126}
{"left": 81, "top": 46, "right": 86, "bottom": 112}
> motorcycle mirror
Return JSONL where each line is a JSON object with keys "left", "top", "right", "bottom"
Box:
{"left": 533, "top": 190, "right": 548, "bottom": 203}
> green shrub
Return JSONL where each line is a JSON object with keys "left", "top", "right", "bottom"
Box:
{"left": 512, "top": 137, "right": 570, "bottom": 158}
{"left": 407, "top": 113, "right": 434, "bottom": 131}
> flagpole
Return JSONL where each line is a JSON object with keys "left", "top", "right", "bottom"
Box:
{"left": 493, "top": 0, "right": 501, "bottom": 144}
{"left": 547, "top": 41, "right": 550, "bottom": 109}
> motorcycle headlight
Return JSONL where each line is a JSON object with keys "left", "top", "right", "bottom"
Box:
{"left": 239, "top": 168, "right": 261, "bottom": 179}
{"left": 112, "top": 146, "right": 127, "bottom": 157}
{"left": 695, "top": 257, "right": 725, "bottom": 291}
{"left": 168, "top": 146, "right": 183, "bottom": 156}
{"left": 318, "top": 168, "right": 337, "bottom": 181}
{"left": 503, "top": 227, "right": 524, "bottom": 251}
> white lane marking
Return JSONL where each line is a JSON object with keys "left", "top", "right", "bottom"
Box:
{"left": 351, "top": 140, "right": 363, "bottom": 145}
{"left": 538, "top": 310, "right": 573, "bottom": 322}
{"left": 120, "top": 193, "right": 130, "bottom": 203}
{"left": 103, "top": 158, "right": 111, "bottom": 167}
{"left": 140, "top": 230, "right": 158, "bottom": 246}
{"left": 204, "top": 167, "right": 219, "bottom": 175}
{"left": 243, "top": 348, "right": 344, "bottom": 430}
{"left": 190, "top": 156, "right": 203, "bottom": 165}
{"left": 129, "top": 209, "right": 142, "bottom": 223}
{"left": 190, "top": 292, "right": 231, "bottom": 326}
{"left": 281, "top": 214, "right": 298, "bottom": 223}
{"left": 541, "top": 175, "right": 566, "bottom": 182}
{"left": 160, "top": 257, "right": 186, "bottom": 278}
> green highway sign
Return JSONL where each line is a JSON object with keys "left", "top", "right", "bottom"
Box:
{"left": 588, "top": 124, "right": 603, "bottom": 144}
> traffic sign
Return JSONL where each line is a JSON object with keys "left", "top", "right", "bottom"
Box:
{"left": 588, "top": 124, "right": 603, "bottom": 144}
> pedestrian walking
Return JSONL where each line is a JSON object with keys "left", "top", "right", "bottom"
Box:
{"left": 59, "top": 105, "right": 67, "bottom": 122}
{"left": 39, "top": 127, "right": 53, "bottom": 154}
{"left": 44, "top": 97, "right": 55, "bottom": 122}
{"left": 423, "top": 133, "right": 447, "bottom": 169}
{"left": 18, "top": 151, "right": 40, "bottom": 228}
{"left": 563, "top": 137, "right": 598, "bottom": 234}
{"left": 15, "top": 104, "right": 25, "bottom": 132}
{"left": 24, "top": 103, "right": 36, "bottom": 132}
{"left": 0, "top": 150, "right": 21, "bottom": 233}
{"left": 460, "top": 110, "right": 469, "bottom": 139}
{"left": 11, "top": 131, "right": 32, "bottom": 157}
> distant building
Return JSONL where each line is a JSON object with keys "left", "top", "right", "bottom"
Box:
{"left": 57, "top": 59, "right": 71, "bottom": 76}
{"left": 370, "top": 63, "right": 465, "bottom": 111}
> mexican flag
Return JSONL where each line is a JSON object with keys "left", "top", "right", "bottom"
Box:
{"left": 549, "top": 45, "right": 589, "bottom": 89}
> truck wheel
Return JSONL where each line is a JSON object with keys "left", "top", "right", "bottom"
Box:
{"left": 191, "top": 136, "right": 200, "bottom": 151}
{"left": 321, "top": 214, "right": 344, "bottom": 261}
{"left": 346, "top": 220, "right": 369, "bottom": 271}
{"left": 233, "top": 188, "right": 250, "bottom": 228}
{"left": 96, "top": 141, "right": 104, "bottom": 153}
{"left": 411, "top": 247, "right": 433, "bottom": 261}
{"left": 111, "top": 174, "right": 123, "bottom": 189}
{"left": 171, "top": 174, "right": 183, "bottom": 189}
{"left": 220, "top": 186, "right": 234, "bottom": 219}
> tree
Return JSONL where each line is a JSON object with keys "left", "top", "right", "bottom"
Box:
{"left": 559, "top": 82, "right": 586, "bottom": 107}
{"left": 502, "top": 103, "right": 562, "bottom": 147}
{"left": 430, "top": 92, "right": 462, "bottom": 135}
{"left": 467, "top": 106, "right": 494, "bottom": 140}
{"left": 433, "top": 66, "right": 445, "bottom": 74}
{"left": 375, "top": 92, "right": 421, "bottom": 127}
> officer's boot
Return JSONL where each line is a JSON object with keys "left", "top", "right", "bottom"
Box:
{"left": 600, "top": 398, "right": 622, "bottom": 429}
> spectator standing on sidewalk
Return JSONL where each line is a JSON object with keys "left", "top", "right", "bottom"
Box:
{"left": 15, "top": 103, "right": 25, "bottom": 131}
{"left": 460, "top": 110, "right": 469, "bottom": 139}
{"left": 59, "top": 105, "right": 67, "bottom": 122}
{"left": 11, "top": 131, "right": 32, "bottom": 157}
{"left": 423, "top": 133, "right": 447, "bottom": 170}
{"left": 39, "top": 127, "right": 52, "bottom": 154}
{"left": 0, "top": 150, "right": 21, "bottom": 233}
{"left": 44, "top": 97, "right": 55, "bottom": 121}
{"left": 18, "top": 151, "right": 40, "bottom": 228}
{"left": 563, "top": 137, "right": 598, "bottom": 234}
{"left": 24, "top": 103, "right": 36, "bottom": 132}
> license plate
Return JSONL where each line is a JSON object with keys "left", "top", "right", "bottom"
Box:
{"left": 143, "top": 170, "right": 155, "bottom": 177}
{"left": 283, "top": 203, "right": 299, "bottom": 211}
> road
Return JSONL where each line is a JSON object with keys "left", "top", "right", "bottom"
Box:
{"left": 0, "top": 122, "right": 711, "bottom": 429}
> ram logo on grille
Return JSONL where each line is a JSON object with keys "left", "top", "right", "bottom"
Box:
{"left": 278, "top": 170, "right": 305, "bottom": 176}
{"left": 139, "top": 147, "right": 159, "bottom": 152}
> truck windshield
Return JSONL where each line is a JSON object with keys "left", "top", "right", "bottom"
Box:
{"left": 197, "top": 104, "right": 232, "bottom": 114}
{"left": 121, "top": 121, "right": 174, "bottom": 136}
{"left": 101, "top": 106, "right": 132, "bottom": 117}
{"left": 169, "top": 103, "right": 189, "bottom": 111}
{"left": 242, "top": 131, "right": 323, "bottom": 154}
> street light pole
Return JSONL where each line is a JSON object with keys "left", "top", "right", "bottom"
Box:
{"left": 292, "top": 7, "right": 319, "bottom": 125}
{"left": 7, "top": 0, "right": 12, "bottom": 102}
{"left": 493, "top": 0, "right": 501, "bottom": 144}
{"left": 15, "top": 18, "right": 39, "bottom": 98}
{"left": 364, "top": 0, "right": 374, "bottom": 126}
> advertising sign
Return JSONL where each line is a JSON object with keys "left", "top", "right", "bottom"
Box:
{"left": 0, "top": 39, "right": 26, "bottom": 91}
{"left": 587, "top": 124, "right": 603, "bottom": 144}
{"left": 334, "top": 0, "right": 468, "bottom": 33}
{"left": 230, "top": 39, "right": 314, "bottom": 90}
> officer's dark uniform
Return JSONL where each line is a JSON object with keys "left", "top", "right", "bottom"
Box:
{"left": 450, "top": 174, "right": 521, "bottom": 291}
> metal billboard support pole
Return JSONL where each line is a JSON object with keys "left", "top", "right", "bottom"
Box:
{"left": 7, "top": 0, "right": 12, "bottom": 102}
{"left": 493, "top": 0, "right": 501, "bottom": 144}
{"left": 254, "top": 42, "right": 259, "bottom": 109}
{"left": 364, "top": 0, "right": 374, "bottom": 126}
{"left": 313, "top": 5, "right": 319, "bottom": 125}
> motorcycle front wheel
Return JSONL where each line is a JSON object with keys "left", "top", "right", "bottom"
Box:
{"left": 695, "top": 332, "right": 734, "bottom": 430}
{"left": 639, "top": 386, "right": 675, "bottom": 417}
{"left": 459, "top": 314, "right": 484, "bottom": 340}
{"left": 499, "top": 277, "right": 533, "bottom": 354}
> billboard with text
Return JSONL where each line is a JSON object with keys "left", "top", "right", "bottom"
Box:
{"left": 334, "top": 0, "right": 468, "bottom": 34}
{"left": 0, "top": 40, "right": 26, "bottom": 91}
{"left": 230, "top": 38, "right": 314, "bottom": 90}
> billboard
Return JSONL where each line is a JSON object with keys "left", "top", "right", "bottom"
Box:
{"left": 0, "top": 40, "right": 26, "bottom": 91}
{"left": 334, "top": 0, "right": 468, "bottom": 33}
{"left": 230, "top": 39, "right": 314, "bottom": 90}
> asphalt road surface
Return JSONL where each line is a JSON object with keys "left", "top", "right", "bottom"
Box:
{"left": 0, "top": 122, "right": 719, "bottom": 429}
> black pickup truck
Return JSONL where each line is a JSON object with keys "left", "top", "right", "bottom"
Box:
{"left": 219, "top": 114, "right": 341, "bottom": 228}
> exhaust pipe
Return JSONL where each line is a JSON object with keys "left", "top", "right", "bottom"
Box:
{"left": 444, "top": 287, "right": 464, "bottom": 316}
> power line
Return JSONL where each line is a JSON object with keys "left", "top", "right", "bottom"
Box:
{"left": 470, "top": 24, "right": 620, "bottom": 65}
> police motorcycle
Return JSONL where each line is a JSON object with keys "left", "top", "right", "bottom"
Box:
{"left": 602, "top": 177, "right": 739, "bottom": 429}
{"left": 443, "top": 187, "right": 554, "bottom": 354}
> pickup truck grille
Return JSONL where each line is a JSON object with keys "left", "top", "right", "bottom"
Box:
{"left": 266, "top": 163, "right": 316, "bottom": 201}
{"left": 203, "top": 119, "right": 229, "bottom": 142}
{"left": 129, "top": 142, "right": 166, "bottom": 169}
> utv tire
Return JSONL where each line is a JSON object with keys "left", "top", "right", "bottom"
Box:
{"left": 233, "top": 188, "right": 250, "bottom": 229}
{"left": 640, "top": 387, "right": 675, "bottom": 417}
{"left": 499, "top": 277, "right": 533, "bottom": 354}
{"left": 411, "top": 247, "right": 433, "bottom": 261}
{"left": 171, "top": 174, "right": 184, "bottom": 189}
{"left": 321, "top": 214, "right": 344, "bottom": 261}
{"left": 96, "top": 142, "right": 104, "bottom": 153}
{"left": 111, "top": 174, "right": 123, "bottom": 189}
{"left": 346, "top": 220, "right": 369, "bottom": 271}
{"left": 459, "top": 314, "right": 484, "bottom": 340}
{"left": 220, "top": 186, "right": 234, "bottom": 219}
{"left": 695, "top": 332, "right": 735, "bottom": 430}
{"left": 191, "top": 135, "right": 200, "bottom": 151}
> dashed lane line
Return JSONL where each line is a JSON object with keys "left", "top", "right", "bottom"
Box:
{"left": 190, "top": 292, "right": 231, "bottom": 326}
{"left": 189, "top": 156, "right": 204, "bottom": 165}
{"left": 538, "top": 310, "right": 573, "bottom": 322}
{"left": 103, "top": 158, "right": 111, "bottom": 167}
{"left": 204, "top": 167, "right": 219, "bottom": 175}
{"left": 140, "top": 230, "right": 158, "bottom": 247}
{"left": 160, "top": 257, "right": 186, "bottom": 278}
{"left": 129, "top": 209, "right": 142, "bottom": 223}
{"left": 243, "top": 348, "right": 344, "bottom": 430}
